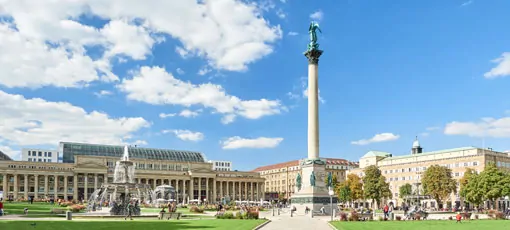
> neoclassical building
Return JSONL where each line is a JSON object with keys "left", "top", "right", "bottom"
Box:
{"left": 253, "top": 158, "right": 358, "bottom": 199}
{"left": 0, "top": 142, "right": 265, "bottom": 203}
{"left": 348, "top": 138, "right": 510, "bottom": 210}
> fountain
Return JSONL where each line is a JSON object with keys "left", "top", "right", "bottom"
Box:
{"left": 87, "top": 145, "right": 175, "bottom": 215}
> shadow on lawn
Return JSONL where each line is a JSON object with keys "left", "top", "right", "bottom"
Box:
{"left": 1, "top": 221, "right": 219, "bottom": 230}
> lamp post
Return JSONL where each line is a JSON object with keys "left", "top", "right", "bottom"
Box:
{"left": 328, "top": 187, "right": 334, "bottom": 221}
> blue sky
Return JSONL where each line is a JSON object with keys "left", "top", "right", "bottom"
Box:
{"left": 1, "top": 0, "right": 510, "bottom": 171}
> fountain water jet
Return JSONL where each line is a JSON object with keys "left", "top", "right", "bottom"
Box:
{"left": 87, "top": 145, "right": 174, "bottom": 215}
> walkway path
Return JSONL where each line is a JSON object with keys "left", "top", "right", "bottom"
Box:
{"left": 259, "top": 211, "right": 333, "bottom": 230}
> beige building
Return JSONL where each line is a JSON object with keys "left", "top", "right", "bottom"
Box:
{"left": 0, "top": 142, "right": 264, "bottom": 203}
{"left": 348, "top": 138, "right": 510, "bottom": 209}
{"left": 253, "top": 158, "right": 358, "bottom": 199}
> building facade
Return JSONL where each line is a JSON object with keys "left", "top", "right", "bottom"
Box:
{"left": 208, "top": 160, "right": 232, "bottom": 171}
{"left": 348, "top": 139, "right": 510, "bottom": 209}
{"left": 0, "top": 142, "right": 265, "bottom": 203}
{"left": 253, "top": 158, "right": 358, "bottom": 199}
{"left": 21, "top": 148, "right": 59, "bottom": 163}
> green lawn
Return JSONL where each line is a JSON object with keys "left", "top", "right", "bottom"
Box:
{"left": 2, "top": 202, "right": 60, "bottom": 215}
{"left": 0, "top": 219, "right": 266, "bottom": 230}
{"left": 330, "top": 220, "right": 509, "bottom": 230}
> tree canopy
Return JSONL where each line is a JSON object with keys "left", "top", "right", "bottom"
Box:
{"left": 363, "top": 165, "right": 392, "bottom": 207}
{"left": 346, "top": 174, "right": 364, "bottom": 202}
{"left": 399, "top": 183, "right": 413, "bottom": 199}
{"left": 477, "top": 163, "right": 510, "bottom": 208}
{"left": 336, "top": 182, "right": 352, "bottom": 203}
{"left": 421, "top": 165, "right": 457, "bottom": 206}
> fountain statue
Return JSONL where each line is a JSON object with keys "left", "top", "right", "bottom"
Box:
{"left": 87, "top": 145, "right": 175, "bottom": 215}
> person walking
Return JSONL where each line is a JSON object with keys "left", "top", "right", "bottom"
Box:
{"left": 0, "top": 199, "right": 4, "bottom": 216}
{"left": 383, "top": 204, "right": 389, "bottom": 219}
{"left": 124, "top": 201, "right": 133, "bottom": 220}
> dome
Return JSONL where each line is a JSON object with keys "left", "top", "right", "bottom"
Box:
{"left": 412, "top": 138, "right": 420, "bottom": 148}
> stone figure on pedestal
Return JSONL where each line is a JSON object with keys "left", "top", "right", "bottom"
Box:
{"left": 310, "top": 171, "right": 316, "bottom": 187}
{"left": 308, "top": 21, "right": 322, "bottom": 51}
{"left": 296, "top": 173, "right": 302, "bottom": 191}
{"left": 327, "top": 172, "right": 333, "bottom": 188}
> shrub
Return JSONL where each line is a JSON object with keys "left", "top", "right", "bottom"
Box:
{"left": 348, "top": 211, "right": 359, "bottom": 221}
{"left": 494, "top": 211, "right": 505, "bottom": 220}
{"left": 189, "top": 206, "right": 204, "bottom": 213}
{"left": 68, "top": 204, "right": 86, "bottom": 213}
{"left": 395, "top": 215, "right": 402, "bottom": 221}
{"left": 245, "top": 211, "right": 259, "bottom": 219}
{"left": 378, "top": 216, "right": 383, "bottom": 221}
{"left": 59, "top": 201, "right": 73, "bottom": 207}
{"left": 448, "top": 216, "right": 453, "bottom": 220}
{"left": 216, "top": 212, "right": 235, "bottom": 219}
{"left": 474, "top": 214, "right": 479, "bottom": 220}
{"left": 339, "top": 212, "right": 348, "bottom": 221}
{"left": 415, "top": 214, "right": 421, "bottom": 220}
{"left": 487, "top": 210, "right": 495, "bottom": 219}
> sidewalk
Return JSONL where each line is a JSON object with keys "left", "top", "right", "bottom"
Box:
{"left": 259, "top": 211, "right": 333, "bottom": 230}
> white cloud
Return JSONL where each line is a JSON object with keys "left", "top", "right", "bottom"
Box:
{"left": 461, "top": 0, "right": 473, "bottom": 7}
{"left": 198, "top": 67, "right": 212, "bottom": 76}
{"left": 288, "top": 77, "right": 325, "bottom": 103}
{"left": 119, "top": 66, "right": 284, "bottom": 124}
{"left": 484, "top": 52, "right": 510, "bottom": 79}
{"left": 276, "top": 9, "right": 286, "bottom": 19}
{"left": 159, "top": 113, "right": 176, "bottom": 118}
{"left": 176, "top": 68, "right": 185, "bottom": 75}
{"left": 351, "top": 133, "right": 400, "bottom": 145}
{"left": 0, "top": 90, "right": 150, "bottom": 147}
{"left": 179, "top": 109, "right": 201, "bottom": 118}
{"left": 221, "top": 136, "right": 283, "bottom": 149}
{"left": 310, "top": 10, "right": 323, "bottom": 21}
{"left": 426, "top": 126, "right": 441, "bottom": 131}
{"left": 0, "top": 145, "right": 20, "bottom": 160}
{"left": 288, "top": 31, "right": 298, "bottom": 36}
{"left": 420, "top": 132, "right": 430, "bottom": 137}
{"left": 444, "top": 116, "right": 510, "bottom": 138}
{"left": 130, "top": 140, "right": 148, "bottom": 146}
{"left": 0, "top": 0, "right": 283, "bottom": 89}
{"left": 163, "top": 129, "right": 204, "bottom": 142}
{"left": 94, "top": 90, "right": 113, "bottom": 97}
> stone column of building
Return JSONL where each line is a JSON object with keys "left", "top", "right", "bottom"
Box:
{"left": 198, "top": 178, "right": 202, "bottom": 201}
{"left": 152, "top": 179, "right": 156, "bottom": 189}
{"left": 73, "top": 174, "right": 78, "bottom": 200}
{"left": 189, "top": 178, "right": 193, "bottom": 200}
{"left": 94, "top": 174, "right": 98, "bottom": 191}
{"left": 2, "top": 174, "right": 8, "bottom": 196}
{"left": 34, "top": 175, "right": 39, "bottom": 199}
{"left": 84, "top": 173, "right": 88, "bottom": 200}
{"left": 176, "top": 180, "right": 180, "bottom": 203}
{"left": 64, "top": 176, "right": 68, "bottom": 199}
{"left": 13, "top": 174, "right": 18, "bottom": 199}
{"left": 53, "top": 176, "right": 58, "bottom": 199}
{"left": 205, "top": 178, "right": 209, "bottom": 202}
{"left": 250, "top": 182, "right": 254, "bottom": 201}
{"left": 24, "top": 174, "right": 28, "bottom": 199}
{"left": 213, "top": 179, "right": 217, "bottom": 202}
{"left": 219, "top": 181, "right": 223, "bottom": 201}
{"left": 181, "top": 180, "right": 186, "bottom": 204}
{"left": 43, "top": 175, "right": 48, "bottom": 198}
{"left": 238, "top": 182, "right": 241, "bottom": 201}
{"left": 233, "top": 182, "right": 236, "bottom": 200}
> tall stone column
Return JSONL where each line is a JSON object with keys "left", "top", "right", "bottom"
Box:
{"left": 219, "top": 181, "right": 223, "bottom": 201}
{"left": 176, "top": 180, "right": 180, "bottom": 203}
{"left": 24, "top": 174, "right": 28, "bottom": 199}
{"left": 182, "top": 180, "right": 186, "bottom": 204}
{"left": 205, "top": 178, "right": 209, "bottom": 202}
{"left": 250, "top": 182, "right": 254, "bottom": 201}
{"left": 73, "top": 174, "right": 78, "bottom": 200}
{"left": 305, "top": 49, "right": 322, "bottom": 160}
{"left": 189, "top": 178, "right": 193, "bottom": 201}
{"left": 212, "top": 179, "right": 217, "bottom": 202}
{"left": 64, "top": 176, "right": 68, "bottom": 199}
{"left": 13, "top": 174, "right": 18, "bottom": 199}
{"left": 44, "top": 175, "right": 48, "bottom": 198}
{"left": 238, "top": 182, "right": 242, "bottom": 201}
{"left": 198, "top": 178, "right": 202, "bottom": 202}
{"left": 34, "top": 175, "right": 39, "bottom": 199}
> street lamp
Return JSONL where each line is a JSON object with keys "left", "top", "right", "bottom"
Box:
{"left": 328, "top": 187, "right": 334, "bottom": 221}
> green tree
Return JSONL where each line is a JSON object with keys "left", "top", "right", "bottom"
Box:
{"left": 399, "top": 183, "right": 413, "bottom": 202}
{"left": 462, "top": 172, "right": 484, "bottom": 207}
{"left": 336, "top": 182, "right": 352, "bottom": 204}
{"left": 459, "top": 168, "right": 477, "bottom": 199}
{"left": 363, "top": 165, "right": 392, "bottom": 207}
{"left": 421, "top": 165, "right": 457, "bottom": 208}
{"left": 478, "top": 163, "right": 507, "bottom": 209}
{"left": 332, "top": 173, "right": 339, "bottom": 188}
{"left": 324, "top": 172, "right": 339, "bottom": 189}
{"left": 346, "top": 174, "right": 363, "bottom": 202}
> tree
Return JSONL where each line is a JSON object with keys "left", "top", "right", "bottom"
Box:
{"left": 399, "top": 183, "right": 413, "bottom": 202}
{"left": 421, "top": 165, "right": 457, "bottom": 208}
{"left": 346, "top": 174, "right": 363, "bottom": 202}
{"left": 337, "top": 182, "right": 352, "bottom": 204}
{"left": 363, "top": 165, "right": 392, "bottom": 208}
{"left": 459, "top": 168, "right": 477, "bottom": 199}
{"left": 324, "top": 172, "right": 339, "bottom": 189}
{"left": 478, "top": 163, "right": 507, "bottom": 209}
{"left": 462, "top": 172, "right": 484, "bottom": 207}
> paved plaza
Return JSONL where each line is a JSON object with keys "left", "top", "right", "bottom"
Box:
{"left": 259, "top": 211, "right": 333, "bottom": 230}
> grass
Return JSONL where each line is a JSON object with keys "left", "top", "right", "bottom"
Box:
{"left": 330, "top": 220, "right": 509, "bottom": 230}
{"left": 2, "top": 202, "right": 61, "bottom": 215}
{"left": 0, "top": 219, "right": 266, "bottom": 230}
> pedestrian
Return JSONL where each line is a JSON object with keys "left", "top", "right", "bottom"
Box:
{"left": 124, "top": 201, "right": 133, "bottom": 220}
{"left": 0, "top": 199, "right": 4, "bottom": 216}
{"left": 383, "top": 204, "right": 389, "bottom": 219}
{"left": 456, "top": 212, "right": 462, "bottom": 223}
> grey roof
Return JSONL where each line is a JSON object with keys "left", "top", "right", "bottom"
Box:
{"left": 0, "top": 150, "right": 13, "bottom": 161}
{"left": 380, "top": 146, "right": 477, "bottom": 161}
{"left": 361, "top": 151, "right": 392, "bottom": 158}
{"left": 61, "top": 142, "right": 206, "bottom": 163}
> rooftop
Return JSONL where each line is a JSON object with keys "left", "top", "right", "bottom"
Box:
{"left": 361, "top": 151, "right": 392, "bottom": 158}
{"left": 0, "top": 150, "right": 13, "bottom": 161}
{"left": 61, "top": 142, "right": 206, "bottom": 163}
{"left": 379, "top": 146, "right": 478, "bottom": 161}
{"left": 252, "top": 157, "right": 357, "bottom": 172}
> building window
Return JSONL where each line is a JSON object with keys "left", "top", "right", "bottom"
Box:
{"left": 28, "top": 158, "right": 32, "bottom": 161}
{"left": 48, "top": 152, "right": 52, "bottom": 157}
{"left": 38, "top": 151, "right": 42, "bottom": 156}
{"left": 473, "top": 161, "right": 478, "bottom": 166}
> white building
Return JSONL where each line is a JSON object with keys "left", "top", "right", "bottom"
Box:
{"left": 208, "top": 160, "right": 232, "bottom": 171}
{"left": 21, "top": 148, "right": 58, "bottom": 163}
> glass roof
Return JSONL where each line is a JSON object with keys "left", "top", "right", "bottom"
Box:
{"left": 61, "top": 142, "right": 205, "bottom": 163}
{"left": 0, "top": 150, "right": 13, "bottom": 161}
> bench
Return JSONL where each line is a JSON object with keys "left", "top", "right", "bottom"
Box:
{"left": 359, "top": 213, "right": 373, "bottom": 221}
{"left": 51, "top": 208, "right": 67, "bottom": 214}
{"left": 159, "top": 212, "right": 182, "bottom": 220}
